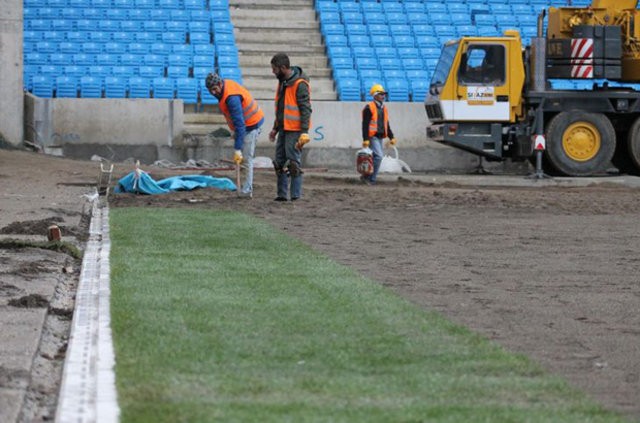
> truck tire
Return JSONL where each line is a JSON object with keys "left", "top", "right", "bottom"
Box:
{"left": 545, "top": 111, "right": 615, "bottom": 176}
{"left": 626, "top": 117, "right": 640, "bottom": 174}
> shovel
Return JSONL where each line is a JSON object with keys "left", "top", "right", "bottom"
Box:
{"left": 235, "top": 162, "right": 241, "bottom": 197}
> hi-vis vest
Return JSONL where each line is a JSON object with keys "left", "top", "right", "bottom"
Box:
{"left": 275, "top": 78, "right": 311, "bottom": 131}
{"left": 218, "top": 80, "right": 264, "bottom": 130}
{"left": 365, "top": 101, "right": 388, "bottom": 139}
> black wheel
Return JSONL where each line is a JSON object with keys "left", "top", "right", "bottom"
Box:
{"left": 627, "top": 117, "right": 640, "bottom": 174}
{"left": 544, "top": 111, "right": 616, "bottom": 176}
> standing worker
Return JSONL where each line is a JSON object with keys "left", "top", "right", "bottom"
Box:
{"left": 361, "top": 84, "right": 397, "bottom": 185}
{"left": 205, "top": 73, "right": 264, "bottom": 198}
{"left": 269, "top": 53, "right": 312, "bottom": 201}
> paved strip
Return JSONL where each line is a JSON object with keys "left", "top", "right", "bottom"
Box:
{"left": 55, "top": 200, "right": 119, "bottom": 423}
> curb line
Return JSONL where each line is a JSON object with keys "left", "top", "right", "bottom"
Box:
{"left": 55, "top": 200, "right": 119, "bottom": 423}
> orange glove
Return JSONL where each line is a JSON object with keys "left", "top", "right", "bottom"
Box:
{"left": 362, "top": 140, "right": 370, "bottom": 148}
{"left": 295, "top": 133, "right": 310, "bottom": 150}
{"left": 233, "top": 149, "right": 243, "bottom": 164}
{"left": 385, "top": 138, "right": 397, "bottom": 148}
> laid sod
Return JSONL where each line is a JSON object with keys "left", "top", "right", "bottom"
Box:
{"left": 110, "top": 208, "right": 626, "bottom": 423}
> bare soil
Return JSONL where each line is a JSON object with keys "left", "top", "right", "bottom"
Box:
{"left": 1, "top": 148, "right": 639, "bottom": 421}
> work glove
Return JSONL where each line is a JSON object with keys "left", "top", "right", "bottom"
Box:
{"left": 233, "top": 149, "right": 243, "bottom": 164}
{"left": 362, "top": 140, "right": 370, "bottom": 148}
{"left": 295, "top": 133, "right": 310, "bottom": 150}
{"left": 385, "top": 138, "right": 397, "bottom": 148}
{"left": 269, "top": 129, "right": 277, "bottom": 142}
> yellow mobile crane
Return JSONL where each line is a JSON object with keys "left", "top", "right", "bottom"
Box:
{"left": 425, "top": 0, "right": 640, "bottom": 176}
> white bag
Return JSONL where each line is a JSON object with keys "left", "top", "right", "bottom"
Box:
{"left": 379, "top": 146, "right": 411, "bottom": 174}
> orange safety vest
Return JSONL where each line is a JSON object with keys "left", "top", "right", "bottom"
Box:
{"left": 365, "top": 101, "right": 388, "bottom": 139}
{"left": 275, "top": 78, "right": 311, "bottom": 131}
{"left": 218, "top": 80, "right": 264, "bottom": 130}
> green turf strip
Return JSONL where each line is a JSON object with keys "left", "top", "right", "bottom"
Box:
{"left": 110, "top": 208, "right": 626, "bottom": 423}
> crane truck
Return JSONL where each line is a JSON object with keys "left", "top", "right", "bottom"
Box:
{"left": 425, "top": 0, "right": 640, "bottom": 176}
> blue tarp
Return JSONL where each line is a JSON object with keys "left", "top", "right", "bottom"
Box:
{"left": 114, "top": 171, "right": 237, "bottom": 195}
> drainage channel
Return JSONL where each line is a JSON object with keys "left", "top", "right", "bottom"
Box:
{"left": 55, "top": 200, "right": 119, "bottom": 423}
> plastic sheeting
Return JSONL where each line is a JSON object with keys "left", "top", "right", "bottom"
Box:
{"left": 114, "top": 170, "right": 236, "bottom": 195}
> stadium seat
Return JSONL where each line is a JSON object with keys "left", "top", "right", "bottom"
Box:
{"left": 193, "top": 54, "right": 214, "bottom": 68}
{"left": 217, "top": 55, "right": 239, "bottom": 68}
{"left": 183, "top": 0, "right": 204, "bottom": 9}
{"left": 139, "top": 65, "right": 164, "bottom": 78}
{"left": 89, "top": 65, "right": 111, "bottom": 77}
{"left": 64, "top": 64, "right": 85, "bottom": 77}
{"left": 331, "top": 56, "right": 355, "bottom": 70}
{"left": 167, "top": 66, "right": 189, "bottom": 78}
{"left": 105, "top": 76, "right": 127, "bottom": 98}
{"left": 384, "top": 78, "right": 410, "bottom": 102}
{"left": 56, "top": 76, "right": 78, "bottom": 98}
{"left": 129, "top": 77, "right": 151, "bottom": 98}
{"left": 50, "top": 53, "right": 72, "bottom": 66}
{"left": 398, "top": 47, "right": 420, "bottom": 59}
{"left": 32, "top": 75, "right": 54, "bottom": 97}
{"left": 190, "top": 32, "right": 211, "bottom": 45}
{"left": 336, "top": 78, "right": 361, "bottom": 101}
{"left": 80, "top": 76, "right": 103, "bottom": 98}
{"left": 410, "top": 79, "right": 429, "bottom": 102}
{"left": 153, "top": 77, "right": 176, "bottom": 99}
{"left": 176, "top": 78, "right": 198, "bottom": 104}
{"left": 219, "top": 67, "right": 242, "bottom": 83}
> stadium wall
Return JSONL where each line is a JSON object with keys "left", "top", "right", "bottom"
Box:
{"left": 25, "top": 96, "right": 491, "bottom": 172}
{"left": 0, "top": 0, "right": 24, "bottom": 145}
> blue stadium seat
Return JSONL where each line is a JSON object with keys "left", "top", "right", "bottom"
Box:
{"left": 219, "top": 67, "right": 242, "bottom": 83}
{"left": 331, "top": 56, "right": 354, "bottom": 70}
{"left": 371, "top": 34, "right": 393, "bottom": 48}
{"left": 403, "top": 3, "right": 424, "bottom": 14}
{"left": 382, "top": 2, "right": 403, "bottom": 14}
{"left": 80, "top": 76, "right": 103, "bottom": 98}
{"left": 105, "top": 76, "right": 127, "bottom": 98}
{"left": 120, "top": 21, "right": 141, "bottom": 33}
{"left": 193, "top": 54, "right": 214, "bottom": 68}
{"left": 411, "top": 24, "right": 433, "bottom": 37}
{"left": 326, "top": 34, "right": 349, "bottom": 47}
{"left": 356, "top": 57, "right": 378, "bottom": 71}
{"left": 32, "top": 75, "right": 54, "bottom": 97}
{"left": 389, "top": 24, "right": 411, "bottom": 37}
{"left": 190, "top": 32, "right": 211, "bottom": 45}
{"left": 153, "top": 77, "right": 176, "bottom": 99}
{"left": 384, "top": 78, "right": 409, "bottom": 102}
{"left": 111, "top": 65, "right": 134, "bottom": 76}
{"left": 410, "top": 79, "right": 429, "bottom": 102}
{"left": 39, "top": 64, "right": 60, "bottom": 76}
{"left": 104, "top": 42, "right": 126, "bottom": 55}
{"left": 393, "top": 35, "right": 416, "bottom": 48}
{"left": 379, "top": 57, "right": 401, "bottom": 71}
{"left": 402, "top": 58, "right": 424, "bottom": 71}
{"left": 217, "top": 55, "right": 239, "bottom": 68}
{"left": 168, "top": 53, "right": 192, "bottom": 67}
{"left": 172, "top": 44, "right": 193, "bottom": 54}
{"left": 376, "top": 46, "right": 398, "bottom": 60}
{"left": 351, "top": 46, "right": 370, "bottom": 59}
{"left": 129, "top": 42, "right": 150, "bottom": 55}
{"left": 128, "top": 9, "right": 150, "bottom": 21}
{"left": 342, "top": 12, "right": 364, "bottom": 25}
{"left": 183, "top": 0, "right": 204, "bottom": 9}
{"left": 51, "top": 20, "right": 73, "bottom": 32}
{"left": 212, "top": 22, "right": 234, "bottom": 35}
{"left": 338, "top": 1, "right": 360, "bottom": 14}
{"left": 138, "top": 65, "right": 163, "bottom": 78}
{"left": 129, "top": 77, "right": 151, "bottom": 98}
{"left": 162, "top": 32, "right": 185, "bottom": 45}
{"left": 367, "top": 23, "right": 390, "bottom": 36}
{"left": 176, "top": 78, "right": 199, "bottom": 104}
{"left": 319, "top": 11, "right": 341, "bottom": 25}
{"left": 327, "top": 45, "right": 351, "bottom": 60}
{"left": 167, "top": 66, "right": 189, "bottom": 78}
{"left": 195, "top": 44, "right": 215, "bottom": 56}
{"left": 334, "top": 68, "right": 358, "bottom": 81}
{"left": 363, "top": 12, "right": 386, "bottom": 25}
{"left": 143, "top": 53, "right": 165, "bottom": 67}
{"left": 56, "top": 76, "right": 78, "bottom": 98}
{"left": 73, "top": 53, "right": 94, "bottom": 66}
{"left": 89, "top": 65, "right": 111, "bottom": 77}
{"left": 64, "top": 64, "right": 85, "bottom": 77}
{"left": 211, "top": 10, "right": 231, "bottom": 23}
{"left": 135, "top": 0, "right": 154, "bottom": 8}
{"left": 209, "top": 0, "right": 229, "bottom": 10}
{"left": 336, "top": 78, "right": 361, "bottom": 101}
{"left": 321, "top": 22, "right": 345, "bottom": 37}
{"left": 385, "top": 12, "right": 406, "bottom": 26}
{"left": 397, "top": 47, "right": 420, "bottom": 59}
{"left": 345, "top": 23, "right": 367, "bottom": 37}
{"left": 360, "top": 2, "right": 382, "bottom": 14}
{"left": 190, "top": 10, "right": 210, "bottom": 22}
{"left": 29, "top": 19, "right": 50, "bottom": 31}
{"left": 50, "top": 53, "right": 72, "bottom": 65}
{"left": 36, "top": 41, "right": 57, "bottom": 54}
{"left": 213, "top": 33, "right": 235, "bottom": 46}
{"left": 193, "top": 67, "right": 210, "bottom": 79}
{"left": 158, "top": 0, "right": 179, "bottom": 8}
{"left": 106, "top": 9, "right": 127, "bottom": 21}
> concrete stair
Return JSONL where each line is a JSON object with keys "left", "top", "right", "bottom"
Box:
{"left": 230, "top": 0, "right": 337, "bottom": 101}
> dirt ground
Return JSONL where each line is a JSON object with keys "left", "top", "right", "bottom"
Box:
{"left": 1, "top": 148, "right": 639, "bottom": 422}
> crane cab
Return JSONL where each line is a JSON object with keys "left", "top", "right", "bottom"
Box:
{"left": 425, "top": 31, "right": 527, "bottom": 159}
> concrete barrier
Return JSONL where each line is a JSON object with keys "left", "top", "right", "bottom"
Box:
{"left": 24, "top": 95, "right": 523, "bottom": 173}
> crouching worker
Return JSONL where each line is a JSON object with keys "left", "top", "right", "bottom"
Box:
{"left": 206, "top": 73, "right": 264, "bottom": 198}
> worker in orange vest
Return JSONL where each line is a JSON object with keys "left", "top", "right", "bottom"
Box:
{"left": 361, "top": 83, "right": 397, "bottom": 185}
{"left": 206, "top": 72, "right": 265, "bottom": 198}
{"left": 269, "top": 53, "right": 312, "bottom": 201}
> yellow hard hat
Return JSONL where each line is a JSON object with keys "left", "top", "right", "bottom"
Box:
{"left": 369, "top": 83, "right": 387, "bottom": 96}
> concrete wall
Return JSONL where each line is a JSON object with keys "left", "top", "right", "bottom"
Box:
{"left": 25, "top": 96, "right": 185, "bottom": 162}
{"left": 25, "top": 96, "right": 520, "bottom": 173}
{"left": 0, "top": 0, "right": 24, "bottom": 145}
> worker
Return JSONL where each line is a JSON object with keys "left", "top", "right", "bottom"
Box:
{"left": 205, "top": 72, "right": 264, "bottom": 198}
{"left": 361, "top": 84, "right": 396, "bottom": 185}
{"left": 268, "top": 53, "right": 312, "bottom": 201}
